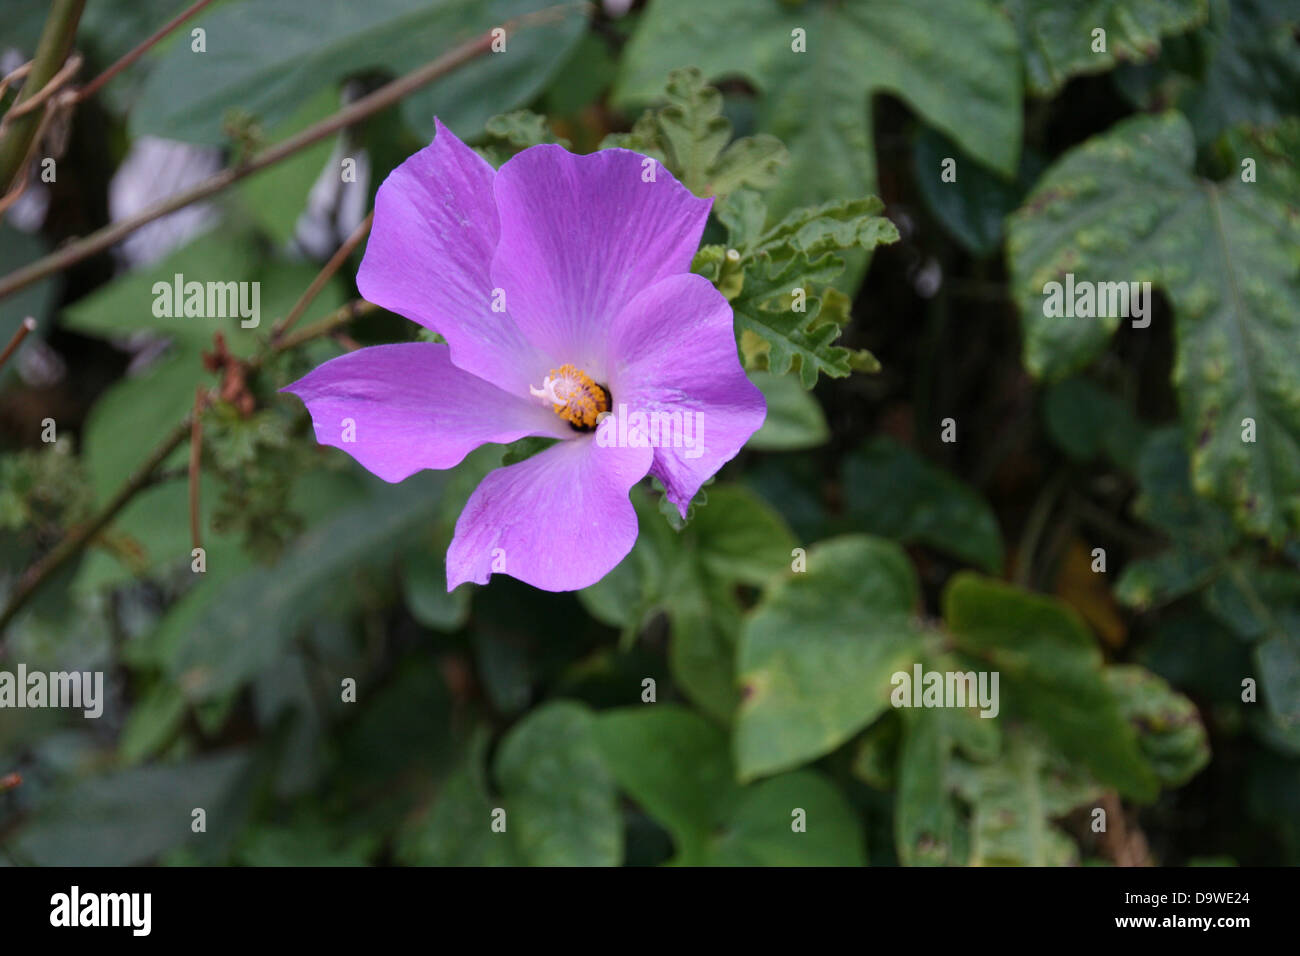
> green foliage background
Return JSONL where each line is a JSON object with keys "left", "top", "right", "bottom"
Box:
{"left": 1, "top": 0, "right": 1298, "bottom": 866}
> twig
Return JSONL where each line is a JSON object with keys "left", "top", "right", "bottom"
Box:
{"left": 0, "top": 63, "right": 33, "bottom": 102}
{"left": 0, "top": 53, "right": 81, "bottom": 126}
{"left": 0, "top": 317, "right": 36, "bottom": 371}
{"left": 0, "top": 3, "right": 584, "bottom": 304}
{"left": 0, "top": 298, "right": 374, "bottom": 637}
{"left": 271, "top": 210, "right": 373, "bottom": 341}
{"left": 74, "top": 0, "right": 216, "bottom": 104}
{"left": 0, "top": 0, "right": 84, "bottom": 193}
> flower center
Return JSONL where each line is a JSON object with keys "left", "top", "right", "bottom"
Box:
{"left": 529, "top": 364, "right": 610, "bottom": 431}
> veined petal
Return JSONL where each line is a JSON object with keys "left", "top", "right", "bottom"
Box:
{"left": 604, "top": 273, "right": 765, "bottom": 516}
{"left": 281, "top": 343, "right": 568, "bottom": 483}
{"left": 446, "top": 438, "right": 654, "bottom": 592}
{"left": 356, "top": 119, "right": 549, "bottom": 396}
{"left": 490, "top": 145, "right": 712, "bottom": 375}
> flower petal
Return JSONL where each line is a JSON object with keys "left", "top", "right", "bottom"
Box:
{"left": 446, "top": 438, "right": 654, "bottom": 592}
{"left": 490, "top": 145, "right": 712, "bottom": 373}
{"left": 282, "top": 342, "right": 568, "bottom": 483}
{"left": 604, "top": 273, "right": 766, "bottom": 516}
{"left": 356, "top": 119, "right": 548, "bottom": 396}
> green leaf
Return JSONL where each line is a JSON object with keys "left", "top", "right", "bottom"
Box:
{"left": 494, "top": 701, "right": 622, "bottom": 866}
{"left": 943, "top": 573, "right": 1159, "bottom": 800}
{"left": 1003, "top": 0, "right": 1208, "bottom": 96}
{"left": 736, "top": 536, "right": 923, "bottom": 781}
{"left": 894, "top": 701, "right": 999, "bottom": 866}
{"left": 601, "top": 67, "right": 788, "bottom": 198}
{"left": 1106, "top": 665, "right": 1211, "bottom": 787}
{"left": 615, "top": 0, "right": 1022, "bottom": 223}
{"left": 747, "top": 371, "right": 830, "bottom": 451}
{"left": 580, "top": 485, "right": 796, "bottom": 721}
{"left": 10, "top": 751, "right": 251, "bottom": 865}
{"left": 474, "top": 109, "right": 570, "bottom": 167}
{"left": 593, "top": 706, "right": 864, "bottom": 865}
{"left": 1008, "top": 112, "right": 1300, "bottom": 542}
{"left": 950, "top": 728, "right": 1101, "bottom": 866}
{"left": 1043, "top": 377, "right": 1149, "bottom": 471}
{"left": 398, "top": 702, "right": 621, "bottom": 866}
{"left": 913, "top": 126, "right": 1029, "bottom": 258}
{"left": 165, "top": 472, "right": 448, "bottom": 700}
{"left": 725, "top": 197, "right": 897, "bottom": 387}
{"left": 841, "top": 437, "right": 1005, "bottom": 573}
{"left": 131, "top": 0, "right": 586, "bottom": 146}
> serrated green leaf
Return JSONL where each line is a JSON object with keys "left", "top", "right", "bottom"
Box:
{"left": 600, "top": 67, "right": 788, "bottom": 199}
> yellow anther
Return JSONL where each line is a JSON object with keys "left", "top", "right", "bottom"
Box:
{"left": 529, "top": 364, "right": 609, "bottom": 429}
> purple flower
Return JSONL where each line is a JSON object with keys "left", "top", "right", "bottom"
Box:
{"left": 282, "top": 121, "right": 765, "bottom": 592}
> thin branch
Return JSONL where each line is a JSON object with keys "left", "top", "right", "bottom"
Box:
{"left": 0, "top": 317, "right": 36, "bottom": 371}
{"left": 271, "top": 210, "right": 373, "bottom": 341}
{"left": 0, "top": 0, "right": 84, "bottom": 192}
{"left": 74, "top": 0, "right": 216, "bottom": 104}
{"left": 0, "top": 298, "right": 375, "bottom": 636}
{"left": 0, "top": 52, "right": 82, "bottom": 126}
{"left": 0, "top": 2, "right": 584, "bottom": 304}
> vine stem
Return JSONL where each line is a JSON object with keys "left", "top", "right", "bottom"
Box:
{"left": 0, "top": 2, "right": 584, "bottom": 303}
{"left": 0, "top": 0, "right": 85, "bottom": 192}
{"left": 73, "top": 0, "right": 217, "bottom": 105}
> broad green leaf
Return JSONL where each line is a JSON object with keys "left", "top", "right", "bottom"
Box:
{"left": 1008, "top": 112, "right": 1300, "bottom": 542}
{"left": 1042, "top": 377, "right": 1149, "bottom": 471}
{"left": 580, "top": 485, "right": 795, "bottom": 722}
{"left": 615, "top": 0, "right": 1022, "bottom": 223}
{"left": 913, "top": 126, "right": 1032, "bottom": 258}
{"left": 841, "top": 437, "right": 1005, "bottom": 573}
{"left": 593, "top": 706, "right": 864, "bottom": 865}
{"left": 399, "top": 702, "right": 620, "bottom": 866}
{"left": 10, "top": 750, "right": 251, "bottom": 865}
{"left": 736, "top": 536, "right": 923, "bottom": 780}
{"left": 494, "top": 702, "right": 622, "bottom": 866}
{"left": 131, "top": 0, "right": 586, "bottom": 146}
{"left": 1003, "top": 0, "right": 1208, "bottom": 96}
{"left": 944, "top": 573, "right": 1159, "bottom": 800}
{"left": 747, "top": 371, "right": 830, "bottom": 451}
{"left": 1178, "top": 0, "right": 1300, "bottom": 142}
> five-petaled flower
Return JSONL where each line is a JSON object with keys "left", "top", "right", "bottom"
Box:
{"left": 283, "top": 121, "right": 765, "bottom": 592}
